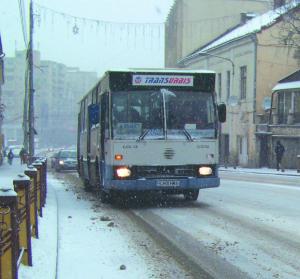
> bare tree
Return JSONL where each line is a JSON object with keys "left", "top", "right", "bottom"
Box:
{"left": 278, "top": 7, "right": 300, "bottom": 48}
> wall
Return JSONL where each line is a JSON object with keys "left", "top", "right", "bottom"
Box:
{"left": 255, "top": 18, "right": 300, "bottom": 168}
{"left": 165, "top": 0, "right": 271, "bottom": 67}
{"left": 181, "top": 36, "right": 257, "bottom": 166}
{"left": 256, "top": 20, "right": 300, "bottom": 116}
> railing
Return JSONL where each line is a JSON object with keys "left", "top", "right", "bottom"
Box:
{"left": 0, "top": 158, "right": 47, "bottom": 279}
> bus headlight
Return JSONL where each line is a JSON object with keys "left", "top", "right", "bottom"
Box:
{"left": 198, "top": 166, "right": 212, "bottom": 176}
{"left": 59, "top": 160, "right": 64, "bottom": 165}
{"left": 116, "top": 167, "right": 131, "bottom": 178}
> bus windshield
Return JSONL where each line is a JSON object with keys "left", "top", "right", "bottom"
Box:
{"left": 112, "top": 89, "right": 217, "bottom": 140}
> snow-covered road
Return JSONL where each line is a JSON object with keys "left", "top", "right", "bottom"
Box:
{"left": 15, "top": 167, "right": 300, "bottom": 279}
{"left": 132, "top": 173, "right": 300, "bottom": 279}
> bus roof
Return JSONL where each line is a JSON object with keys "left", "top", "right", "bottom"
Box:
{"left": 79, "top": 68, "right": 216, "bottom": 102}
{"left": 105, "top": 68, "right": 215, "bottom": 74}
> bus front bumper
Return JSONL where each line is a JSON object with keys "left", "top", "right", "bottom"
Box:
{"left": 108, "top": 177, "right": 220, "bottom": 191}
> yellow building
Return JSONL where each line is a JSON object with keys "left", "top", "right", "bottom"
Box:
{"left": 165, "top": 0, "right": 271, "bottom": 67}
{"left": 0, "top": 33, "right": 4, "bottom": 164}
{"left": 261, "top": 70, "right": 300, "bottom": 169}
{"left": 176, "top": 2, "right": 300, "bottom": 167}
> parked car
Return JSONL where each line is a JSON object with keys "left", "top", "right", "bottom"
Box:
{"left": 50, "top": 152, "right": 59, "bottom": 169}
{"left": 54, "top": 150, "right": 77, "bottom": 172}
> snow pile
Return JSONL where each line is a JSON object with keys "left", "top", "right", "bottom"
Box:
{"left": 219, "top": 166, "right": 300, "bottom": 176}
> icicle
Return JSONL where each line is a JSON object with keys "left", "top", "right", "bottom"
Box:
{"left": 104, "top": 23, "right": 108, "bottom": 46}
{"left": 51, "top": 11, "right": 55, "bottom": 26}
{"left": 43, "top": 7, "right": 47, "bottom": 27}
{"left": 134, "top": 25, "right": 138, "bottom": 48}
{"left": 119, "top": 24, "right": 123, "bottom": 43}
{"left": 73, "top": 18, "right": 79, "bottom": 35}
{"left": 96, "top": 21, "right": 100, "bottom": 34}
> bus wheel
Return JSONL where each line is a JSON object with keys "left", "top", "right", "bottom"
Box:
{"left": 100, "top": 190, "right": 112, "bottom": 203}
{"left": 84, "top": 179, "right": 92, "bottom": 192}
{"left": 183, "top": 189, "right": 199, "bottom": 201}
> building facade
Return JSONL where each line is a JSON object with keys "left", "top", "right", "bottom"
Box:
{"left": 256, "top": 70, "right": 300, "bottom": 169}
{"left": 1, "top": 50, "right": 32, "bottom": 146}
{"left": 0, "top": 33, "right": 5, "bottom": 162}
{"left": 1, "top": 50, "right": 97, "bottom": 149}
{"left": 175, "top": 2, "right": 300, "bottom": 167}
{"left": 34, "top": 61, "right": 97, "bottom": 147}
{"left": 165, "top": 0, "right": 271, "bottom": 67}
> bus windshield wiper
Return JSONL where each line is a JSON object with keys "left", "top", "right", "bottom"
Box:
{"left": 182, "top": 129, "right": 193, "bottom": 141}
{"left": 137, "top": 129, "right": 150, "bottom": 141}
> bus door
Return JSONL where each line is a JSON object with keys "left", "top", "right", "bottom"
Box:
{"left": 88, "top": 104, "right": 100, "bottom": 153}
{"left": 99, "top": 92, "right": 109, "bottom": 186}
{"left": 77, "top": 113, "right": 81, "bottom": 174}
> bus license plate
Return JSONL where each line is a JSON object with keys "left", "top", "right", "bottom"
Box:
{"left": 157, "top": 180, "right": 180, "bottom": 187}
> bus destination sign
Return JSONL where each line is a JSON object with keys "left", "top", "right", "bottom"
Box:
{"left": 132, "top": 75, "right": 194, "bottom": 87}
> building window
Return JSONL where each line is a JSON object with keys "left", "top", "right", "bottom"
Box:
{"left": 240, "top": 66, "right": 247, "bottom": 100}
{"left": 226, "top": 70, "right": 230, "bottom": 101}
{"left": 218, "top": 73, "right": 222, "bottom": 100}
{"left": 237, "top": 135, "right": 248, "bottom": 155}
{"left": 295, "top": 92, "right": 300, "bottom": 123}
{"left": 238, "top": 136, "right": 242, "bottom": 155}
{"left": 278, "top": 92, "right": 291, "bottom": 124}
{"left": 277, "top": 91, "right": 300, "bottom": 124}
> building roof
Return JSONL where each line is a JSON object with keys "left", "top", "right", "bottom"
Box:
{"left": 107, "top": 68, "right": 215, "bottom": 74}
{"left": 278, "top": 69, "right": 300, "bottom": 83}
{"left": 272, "top": 69, "right": 300, "bottom": 91}
{"left": 179, "top": 1, "right": 300, "bottom": 65}
{"left": 272, "top": 81, "right": 300, "bottom": 91}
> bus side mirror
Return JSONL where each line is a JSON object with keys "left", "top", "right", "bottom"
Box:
{"left": 218, "top": 103, "right": 226, "bottom": 123}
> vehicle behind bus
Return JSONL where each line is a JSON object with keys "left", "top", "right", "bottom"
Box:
{"left": 77, "top": 69, "right": 226, "bottom": 202}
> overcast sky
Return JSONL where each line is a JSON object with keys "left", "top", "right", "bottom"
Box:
{"left": 0, "top": 0, "right": 174, "bottom": 76}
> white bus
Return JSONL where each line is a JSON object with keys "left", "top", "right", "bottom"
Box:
{"left": 77, "top": 69, "right": 226, "bottom": 202}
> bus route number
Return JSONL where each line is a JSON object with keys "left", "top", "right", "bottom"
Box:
{"left": 122, "top": 144, "right": 138, "bottom": 149}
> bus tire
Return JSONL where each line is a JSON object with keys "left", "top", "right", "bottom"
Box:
{"left": 183, "top": 189, "right": 199, "bottom": 201}
{"left": 84, "top": 179, "right": 92, "bottom": 192}
{"left": 100, "top": 190, "right": 112, "bottom": 203}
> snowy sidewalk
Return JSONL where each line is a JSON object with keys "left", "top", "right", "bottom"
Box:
{"left": 0, "top": 158, "right": 27, "bottom": 189}
{"left": 18, "top": 173, "right": 189, "bottom": 279}
{"left": 219, "top": 166, "right": 300, "bottom": 177}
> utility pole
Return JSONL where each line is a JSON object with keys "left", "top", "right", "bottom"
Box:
{"left": 23, "top": 67, "right": 29, "bottom": 151}
{"left": 28, "top": 0, "right": 35, "bottom": 157}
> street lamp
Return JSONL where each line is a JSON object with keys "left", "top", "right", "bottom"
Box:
{"left": 178, "top": 51, "right": 235, "bottom": 101}
{"left": 178, "top": 51, "right": 236, "bottom": 167}
{"left": 178, "top": 51, "right": 235, "bottom": 76}
{"left": 196, "top": 51, "right": 235, "bottom": 76}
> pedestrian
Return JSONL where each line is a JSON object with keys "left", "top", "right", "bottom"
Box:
{"left": 19, "top": 147, "right": 27, "bottom": 165}
{"left": 275, "top": 140, "right": 285, "bottom": 171}
{"left": 7, "top": 149, "right": 14, "bottom": 165}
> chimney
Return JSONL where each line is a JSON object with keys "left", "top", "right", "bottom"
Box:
{"left": 240, "top": 13, "right": 256, "bottom": 24}
{"left": 274, "top": 0, "right": 286, "bottom": 9}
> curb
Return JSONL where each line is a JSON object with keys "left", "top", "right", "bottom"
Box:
{"left": 128, "top": 210, "right": 251, "bottom": 279}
